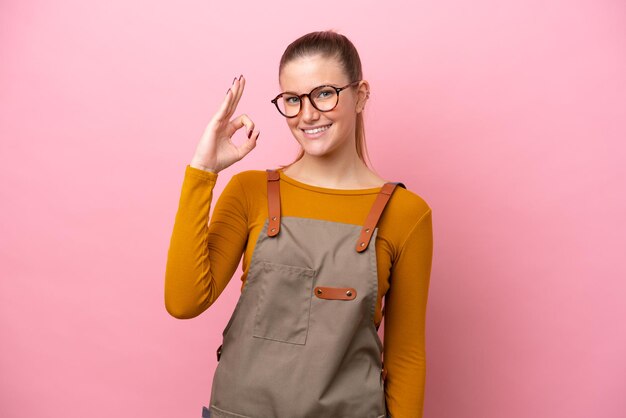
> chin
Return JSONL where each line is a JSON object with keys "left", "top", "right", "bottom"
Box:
{"left": 303, "top": 142, "right": 341, "bottom": 159}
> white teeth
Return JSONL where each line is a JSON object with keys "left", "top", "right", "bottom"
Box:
{"left": 304, "top": 124, "right": 331, "bottom": 134}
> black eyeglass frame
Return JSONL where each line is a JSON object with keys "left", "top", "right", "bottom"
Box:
{"left": 270, "top": 80, "right": 362, "bottom": 118}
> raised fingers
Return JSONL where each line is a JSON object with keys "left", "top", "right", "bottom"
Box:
{"left": 226, "top": 75, "right": 245, "bottom": 118}
{"left": 215, "top": 82, "right": 235, "bottom": 122}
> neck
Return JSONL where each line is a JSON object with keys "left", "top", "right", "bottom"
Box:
{"left": 285, "top": 150, "right": 371, "bottom": 189}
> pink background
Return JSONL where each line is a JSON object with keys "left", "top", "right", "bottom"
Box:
{"left": 1, "top": 1, "right": 625, "bottom": 417}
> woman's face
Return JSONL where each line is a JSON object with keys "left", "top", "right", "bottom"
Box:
{"left": 278, "top": 54, "right": 363, "bottom": 159}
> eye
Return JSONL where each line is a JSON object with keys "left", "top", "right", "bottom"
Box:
{"left": 284, "top": 96, "right": 300, "bottom": 105}
{"left": 314, "top": 87, "right": 336, "bottom": 100}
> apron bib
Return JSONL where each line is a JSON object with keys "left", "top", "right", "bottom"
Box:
{"left": 203, "top": 169, "right": 405, "bottom": 418}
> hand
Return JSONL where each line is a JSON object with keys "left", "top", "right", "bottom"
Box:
{"left": 190, "top": 75, "right": 260, "bottom": 173}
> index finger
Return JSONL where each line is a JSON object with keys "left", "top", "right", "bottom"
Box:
{"left": 212, "top": 86, "right": 234, "bottom": 124}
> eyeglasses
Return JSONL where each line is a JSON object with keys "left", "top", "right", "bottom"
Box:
{"left": 270, "top": 80, "right": 361, "bottom": 118}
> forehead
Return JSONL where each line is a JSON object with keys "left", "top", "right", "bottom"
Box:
{"left": 279, "top": 54, "right": 348, "bottom": 92}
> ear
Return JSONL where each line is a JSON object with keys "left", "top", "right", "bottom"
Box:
{"left": 355, "top": 80, "right": 371, "bottom": 114}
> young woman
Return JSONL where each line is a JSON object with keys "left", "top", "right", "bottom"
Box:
{"left": 164, "top": 30, "right": 433, "bottom": 418}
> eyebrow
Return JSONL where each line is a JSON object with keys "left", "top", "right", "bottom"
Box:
{"left": 281, "top": 83, "right": 342, "bottom": 93}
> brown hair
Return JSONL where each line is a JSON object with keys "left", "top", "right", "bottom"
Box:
{"left": 277, "top": 30, "right": 374, "bottom": 171}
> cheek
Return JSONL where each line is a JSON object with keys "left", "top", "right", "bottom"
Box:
{"left": 285, "top": 119, "right": 298, "bottom": 131}
{"left": 332, "top": 110, "right": 354, "bottom": 129}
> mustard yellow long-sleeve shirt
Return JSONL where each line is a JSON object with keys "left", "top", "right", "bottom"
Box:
{"left": 165, "top": 164, "right": 433, "bottom": 418}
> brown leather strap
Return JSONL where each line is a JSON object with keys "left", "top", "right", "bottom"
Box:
{"left": 355, "top": 182, "right": 406, "bottom": 252}
{"left": 314, "top": 286, "right": 357, "bottom": 300}
{"left": 266, "top": 169, "right": 405, "bottom": 249}
{"left": 266, "top": 169, "right": 281, "bottom": 237}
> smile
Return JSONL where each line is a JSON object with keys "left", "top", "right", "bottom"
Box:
{"left": 302, "top": 124, "right": 332, "bottom": 134}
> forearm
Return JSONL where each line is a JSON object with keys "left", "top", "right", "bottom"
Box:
{"left": 164, "top": 166, "right": 219, "bottom": 318}
{"left": 164, "top": 165, "right": 247, "bottom": 319}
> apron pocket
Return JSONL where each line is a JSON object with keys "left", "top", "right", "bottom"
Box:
{"left": 252, "top": 260, "right": 316, "bottom": 345}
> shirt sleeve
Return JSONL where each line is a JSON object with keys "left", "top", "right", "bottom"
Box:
{"left": 383, "top": 208, "right": 433, "bottom": 418}
{"left": 164, "top": 165, "right": 249, "bottom": 319}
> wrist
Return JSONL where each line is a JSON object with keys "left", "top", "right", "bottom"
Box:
{"left": 190, "top": 161, "right": 218, "bottom": 174}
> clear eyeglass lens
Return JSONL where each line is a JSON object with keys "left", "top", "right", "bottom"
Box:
{"left": 277, "top": 86, "right": 338, "bottom": 117}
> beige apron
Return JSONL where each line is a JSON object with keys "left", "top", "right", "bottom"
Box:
{"left": 203, "top": 169, "right": 405, "bottom": 418}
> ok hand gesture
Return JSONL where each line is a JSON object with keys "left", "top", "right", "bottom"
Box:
{"left": 190, "top": 75, "right": 260, "bottom": 174}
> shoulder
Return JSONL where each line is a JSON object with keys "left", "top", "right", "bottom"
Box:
{"left": 386, "top": 184, "right": 432, "bottom": 225}
{"left": 380, "top": 185, "right": 432, "bottom": 261}
{"left": 230, "top": 169, "right": 267, "bottom": 189}
{"left": 225, "top": 170, "right": 269, "bottom": 208}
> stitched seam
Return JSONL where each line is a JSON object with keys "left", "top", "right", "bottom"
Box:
{"left": 200, "top": 180, "right": 211, "bottom": 310}
{"left": 396, "top": 208, "right": 432, "bottom": 259}
{"left": 210, "top": 405, "right": 253, "bottom": 418}
{"left": 233, "top": 174, "right": 249, "bottom": 227}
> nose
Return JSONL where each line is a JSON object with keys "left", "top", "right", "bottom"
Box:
{"left": 300, "top": 96, "right": 320, "bottom": 122}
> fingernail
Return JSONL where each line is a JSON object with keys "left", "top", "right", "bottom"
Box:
{"left": 239, "top": 74, "right": 243, "bottom": 80}
{"left": 233, "top": 77, "right": 237, "bottom": 85}
{"left": 248, "top": 129, "right": 252, "bottom": 139}
{"left": 226, "top": 88, "right": 231, "bottom": 95}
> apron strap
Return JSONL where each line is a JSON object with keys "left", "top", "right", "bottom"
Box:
{"left": 355, "top": 181, "right": 406, "bottom": 252}
{"left": 266, "top": 169, "right": 405, "bottom": 247}
{"left": 367, "top": 182, "right": 405, "bottom": 383}
{"left": 266, "top": 169, "right": 281, "bottom": 237}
